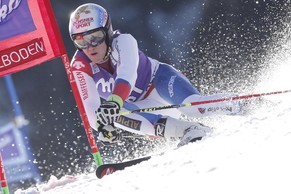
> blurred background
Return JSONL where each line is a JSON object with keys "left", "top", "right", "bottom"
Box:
{"left": 0, "top": 0, "right": 289, "bottom": 191}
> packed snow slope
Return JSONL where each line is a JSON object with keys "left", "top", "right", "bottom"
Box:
{"left": 15, "top": 5, "right": 291, "bottom": 193}
{"left": 15, "top": 44, "right": 291, "bottom": 194}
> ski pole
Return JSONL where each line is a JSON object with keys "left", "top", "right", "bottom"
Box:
{"left": 120, "top": 89, "right": 291, "bottom": 115}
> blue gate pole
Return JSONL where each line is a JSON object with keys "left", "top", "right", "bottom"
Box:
{"left": 4, "top": 75, "right": 24, "bottom": 120}
{"left": 4, "top": 75, "right": 41, "bottom": 182}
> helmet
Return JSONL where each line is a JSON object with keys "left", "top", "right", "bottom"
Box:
{"left": 69, "top": 3, "right": 113, "bottom": 45}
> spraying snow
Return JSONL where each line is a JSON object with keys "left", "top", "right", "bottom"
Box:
{"left": 14, "top": 3, "right": 291, "bottom": 194}
{"left": 15, "top": 32, "right": 291, "bottom": 194}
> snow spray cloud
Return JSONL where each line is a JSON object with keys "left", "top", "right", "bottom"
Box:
{"left": 256, "top": 10, "right": 291, "bottom": 95}
{"left": 179, "top": 1, "right": 290, "bottom": 94}
{"left": 147, "top": 0, "right": 205, "bottom": 70}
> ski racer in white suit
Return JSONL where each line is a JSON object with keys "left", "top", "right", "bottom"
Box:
{"left": 69, "top": 3, "right": 244, "bottom": 146}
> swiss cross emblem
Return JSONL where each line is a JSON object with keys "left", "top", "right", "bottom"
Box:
{"left": 73, "top": 61, "right": 85, "bottom": 69}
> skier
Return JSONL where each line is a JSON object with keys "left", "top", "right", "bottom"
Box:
{"left": 68, "top": 3, "right": 245, "bottom": 147}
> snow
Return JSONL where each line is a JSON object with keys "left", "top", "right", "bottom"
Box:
{"left": 14, "top": 8, "right": 291, "bottom": 194}
{"left": 14, "top": 52, "right": 291, "bottom": 194}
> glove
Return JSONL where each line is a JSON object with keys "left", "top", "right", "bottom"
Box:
{"left": 98, "top": 124, "right": 122, "bottom": 144}
{"left": 96, "top": 101, "right": 120, "bottom": 126}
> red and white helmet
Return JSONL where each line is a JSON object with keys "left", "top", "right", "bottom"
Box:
{"left": 69, "top": 3, "right": 113, "bottom": 45}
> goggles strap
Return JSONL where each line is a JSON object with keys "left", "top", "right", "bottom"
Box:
{"left": 103, "top": 44, "right": 111, "bottom": 61}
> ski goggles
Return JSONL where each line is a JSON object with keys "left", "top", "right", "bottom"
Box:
{"left": 72, "top": 29, "right": 106, "bottom": 49}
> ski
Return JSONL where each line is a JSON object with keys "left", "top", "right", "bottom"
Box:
{"left": 96, "top": 156, "right": 151, "bottom": 178}
{"left": 95, "top": 136, "right": 196, "bottom": 178}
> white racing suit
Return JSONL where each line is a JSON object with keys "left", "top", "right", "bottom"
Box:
{"left": 70, "top": 33, "right": 242, "bottom": 140}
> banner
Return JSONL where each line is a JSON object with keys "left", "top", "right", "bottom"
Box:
{"left": 0, "top": 122, "right": 40, "bottom": 183}
{"left": 0, "top": 0, "right": 67, "bottom": 190}
{"left": 0, "top": 0, "right": 66, "bottom": 76}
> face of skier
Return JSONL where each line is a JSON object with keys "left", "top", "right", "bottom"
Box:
{"left": 82, "top": 41, "right": 108, "bottom": 64}
{"left": 72, "top": 29, "right": 108, "bottom": 63}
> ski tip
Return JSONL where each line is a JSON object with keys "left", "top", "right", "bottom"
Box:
{"left": 96, "top": 166, "right": 116, "bottom": 179}
{"left": 95, "top": 156, "right": 151, "bottom": 179}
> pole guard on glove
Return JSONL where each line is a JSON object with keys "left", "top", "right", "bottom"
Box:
{"left": 96, "top": 101, "right": 120, "bottom": 126}
{"left": 97, "top": 124, "right": 122, "bottom": 144}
